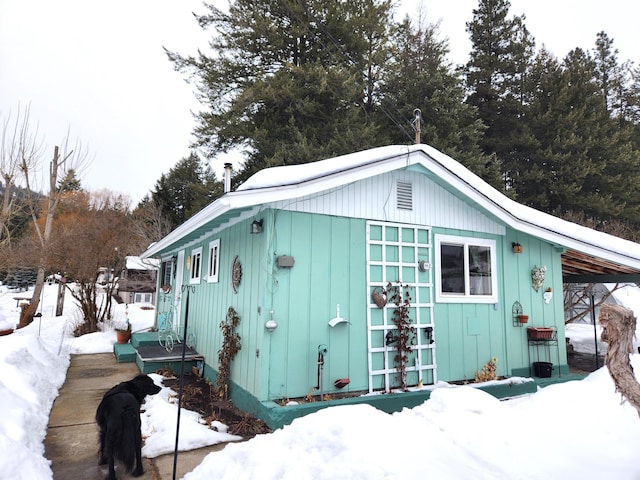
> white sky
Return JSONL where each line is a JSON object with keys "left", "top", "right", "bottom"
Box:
{"left": 1, "top": 0, "right": 638, "bottom": 205}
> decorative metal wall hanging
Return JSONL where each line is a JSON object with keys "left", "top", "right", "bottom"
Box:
{"left": 231, "top": 255, "right": 242, "bottom": 293}
{"left": 531, "top": 265, "right": 546, "bottom": 292}
{"left": 372, "top": 286, "right": 387, "bottom": 308}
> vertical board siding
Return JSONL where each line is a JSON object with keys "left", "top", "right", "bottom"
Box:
{"left": 267, "top": 211, "right": 368, "bottom": 400}
{"left": 176, "top": 218, "right": 267, "bottom": 399}
{"left": 269, "top": 171, "right": 505, "bottom": 236}
{"left": 501, "top": 229, "right": 566, "bottom": 374}
{"left": 164, "top": 175, "right": 569, "bottom": 404}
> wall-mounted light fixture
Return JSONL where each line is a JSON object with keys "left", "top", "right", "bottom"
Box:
{"left": 512, "top": 242, "right": 523, "bottom": 254}
{"left": 250, "top": 219, "right": 263, "bottom": 234}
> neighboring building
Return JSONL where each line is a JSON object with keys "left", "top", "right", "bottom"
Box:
{"left": 116, "top": 256, "right": 159, "bottom": 305}
{"left": 141, "top": 144, "right": 640, "bottom": 427}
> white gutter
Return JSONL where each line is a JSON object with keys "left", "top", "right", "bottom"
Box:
{"left": 142, "top": 144, "right": 640, "bottom": 270}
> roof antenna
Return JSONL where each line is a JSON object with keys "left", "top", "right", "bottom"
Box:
{"left": 413, "top": 108, "right": 422, "bottom": 144}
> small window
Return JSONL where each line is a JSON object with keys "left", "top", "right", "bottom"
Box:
{"left": 189, "top": 247, "right": 203, "bottom": 284}
{"left": 161, "top": 257, "right": 174, "bottom": 286}
{"left": 435, "top": 235, "right": 497, "bottom": 303}
{"left": 207, "top": 239, "right": 221, "bottom": 283}
{"left": 134, "top": 292, "right": 153, "bottom": 304}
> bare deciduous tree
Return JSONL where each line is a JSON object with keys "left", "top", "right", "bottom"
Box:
{"left": 130, "top": 198, "right": 173, "bottom": 253}
{"left": 0, "top": 104, "right": 43, "bottom": 252}
{"left": 18, "top": 132, "right": 90, "bottom": 327}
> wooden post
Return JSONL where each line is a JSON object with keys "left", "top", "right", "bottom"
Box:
{"left": 55, "top": 280, "right": 65, "bottom": 316}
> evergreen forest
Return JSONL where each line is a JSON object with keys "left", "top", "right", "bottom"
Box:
{"left": 145, "top": 0, "right": 640, "bottom": 241}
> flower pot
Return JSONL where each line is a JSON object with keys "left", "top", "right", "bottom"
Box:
{"left": 116, "top": 329, "right": 131, "bottom": 344}
{"left": 517, "top": 315, "right": 529, "bottom": 324}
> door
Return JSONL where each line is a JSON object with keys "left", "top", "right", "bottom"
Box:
{"left": 366, "top": 221, "right": 436, "bottom": 393}
{"left": 173, "top": 249, "right": 185, "bottom": 334}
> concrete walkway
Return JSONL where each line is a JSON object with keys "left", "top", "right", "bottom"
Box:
{"left": 45, "top": 353, "right": 226, "bottom": 480}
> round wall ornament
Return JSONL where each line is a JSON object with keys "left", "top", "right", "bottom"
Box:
{"left": 232, "top": 255, "right": 242, "bottom": 293}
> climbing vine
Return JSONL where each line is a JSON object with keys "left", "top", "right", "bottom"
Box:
{"left": 387, "top": 281, "right": 416, "bottom": 391}
{"left": 215, "top": 307, "right": 242, "bottom": 400}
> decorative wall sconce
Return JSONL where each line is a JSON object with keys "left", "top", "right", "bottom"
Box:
{"left": 512, "top": 242, "right": 523, "bottom": 254}
{"left": 531, "top": 265, "right": 546, "bottom": 292}
{"left": 250, "top": 219, "right": 263, "bottom": 234}
{"left": 543, "top": 287, "right": 553, "bottom": 304}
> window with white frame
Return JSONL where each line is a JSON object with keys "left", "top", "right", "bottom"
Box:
{"left": 189, "top": 247, "right": 203, "bottom": 284}
{"left": 134, "top": 292, "right": 153, "bottom": 304}
{"left": 207, "top": 239, "right": 220, "bottom": 283}
{"left": 161, "top": 257, "right": 174, "bottom": 287}
{"left": 435, "top": 234, "right": 497, "bottom": 303}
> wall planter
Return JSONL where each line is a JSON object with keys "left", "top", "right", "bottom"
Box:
{"left": 527, "top": 327, "right": 556, "bottom": 341}
{"left": 517, "top": 314, "right": 529, "bottom": 324}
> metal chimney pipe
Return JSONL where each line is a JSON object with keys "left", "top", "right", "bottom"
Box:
{"left": 223, "top": 163, "right": 232, "bottom": 193}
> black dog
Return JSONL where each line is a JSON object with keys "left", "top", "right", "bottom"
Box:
{"left": 96, "top": 374, "right": 161, "bottom": 480}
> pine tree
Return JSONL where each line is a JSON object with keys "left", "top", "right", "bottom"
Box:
{"left": 382, "top": 16, "right": 500, "bottom": 186}
{"left": 57, "top": 169, "right": 82, "bottom": 192}
{"left": 166, "top": 0, "right": 395, "bottom": 182}
{"left": 525, "top": 46, "right": 640, "bottom": 228}
{"left": 151, "top": 152, "right": 221, "bottom": 229}
{"left": 465, "top": 0, "right": 536, "bottom": 189}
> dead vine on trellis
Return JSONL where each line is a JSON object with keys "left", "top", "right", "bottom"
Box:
{"left": 387, "top": 281, "right": 416, "bottom": 391}
{"left": 215, "top": 307, "right": 242, "bottom": 400}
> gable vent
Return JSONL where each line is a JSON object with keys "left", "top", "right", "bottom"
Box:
{"left": 396, "top": 180, "right": 413, "bottom": 210}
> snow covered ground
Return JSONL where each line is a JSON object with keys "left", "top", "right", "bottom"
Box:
{"left": 566, "top": 283, "right": 640, "bottom": 355}
{"left": 1, "top": 283, "right": 640, "bottom": 479}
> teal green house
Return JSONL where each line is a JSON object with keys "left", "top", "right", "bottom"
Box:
{"left": 141, "top": 144, "right": 640, "bottom": 428}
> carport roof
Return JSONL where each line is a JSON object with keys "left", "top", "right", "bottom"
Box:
{"left": 562, "top": 249, "right": 640, "bottom": 283}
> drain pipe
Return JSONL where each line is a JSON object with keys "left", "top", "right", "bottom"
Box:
{"left": 316, "top": 344, "right": 327, "bottom": 400}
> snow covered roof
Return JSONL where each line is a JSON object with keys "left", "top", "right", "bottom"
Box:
{"left": 142, "top": 144, "right": 640, "bottom": 271}
{"left": 125, "top": 256, "right": 159, "bottom": 271}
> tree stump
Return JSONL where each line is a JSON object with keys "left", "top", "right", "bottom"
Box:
{"left": 599, "top": 304, "right": 640, "bottom": 416}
